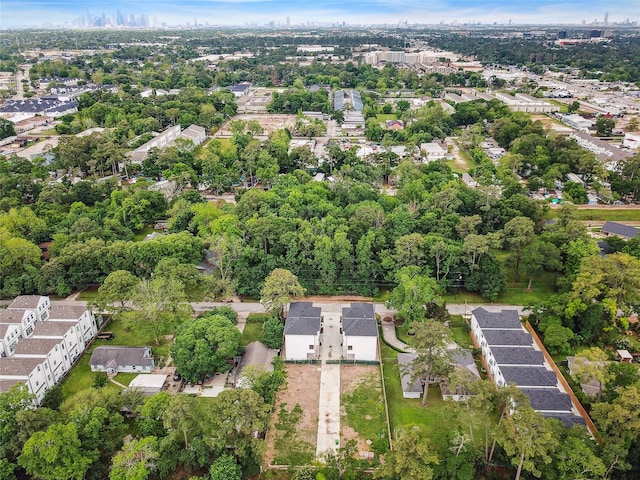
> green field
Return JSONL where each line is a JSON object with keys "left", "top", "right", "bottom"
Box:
{"left": 375, "top": 113, "right": 399, "bottom": 122}
{"left": 242, "top": 322, "right": 265, "bottom": 346}
{"left": 546, "top": 208, "right": 640, "bottom": 222}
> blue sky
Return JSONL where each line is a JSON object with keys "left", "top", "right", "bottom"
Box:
{"left": 0, "top": 1, "right": 637, "bottom": 28}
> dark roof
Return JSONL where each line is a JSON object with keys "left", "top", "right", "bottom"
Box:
{"left": 542, "top": 412, "right": 587, "bottom": 428}
{"left": 236, "top": 341, "right": 277, "bottom": 381}
{"left": 520, "top": 388, "right": 573, "bottom": 412}
{"left": 285, "top": 303, "right": 321, "bottom": 335}
{"left": 342, "top": 303, "right": 375, "bottom": 320}
{"left": 500, "top": 366, "right": 558, "bottom": 387}
{"left": 90, "top": 346, "right": 153, "bottom": 368}
{"left": 288, "top": 302, "right": 321, "bottom": 318}
{"left": 342, "top": 303, "right": 377, "bottom": 337}
{"left": 482, "top": 330, "right": 533, "bottom": 346}
{"left": 491, "top": 347, "right": 545, "bottom": 366}
{"left": 601, "top": 221, "right": 639, "bottom": 239}
{"left": 472, "top": 308, "right": 522, "bottom": 329}
{"left": 343, "top": 318, "right": 377, "bottom": 337}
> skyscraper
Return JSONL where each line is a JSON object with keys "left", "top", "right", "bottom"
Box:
{"left": 604, "top": 12, "right": 609, "bottom": 25}
{"left": 286, "top": 16, "right": 290, "bottom": 27}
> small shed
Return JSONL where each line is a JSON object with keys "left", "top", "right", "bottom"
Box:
{"left": 616, "top": 349, "right": 633, "bottom": 364}
{"left": 127, "top": 374, "right": 167, "bottom": 395}
{"left": 397, "top": 353, "right": 422, "bottom": 399}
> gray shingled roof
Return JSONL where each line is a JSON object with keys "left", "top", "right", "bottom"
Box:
{"left": 8, "top": 295, "right": 43, "bottom": 309}
{"left": 32, "top": 321, "right": 75, "bottom": 337}
{"left": 342, "top": 303, "right": 377, "bottom": 337}
{"left": 285, "top": 302, "right": 321, "bottom": 335}
{"left": 491, "top": 346, "right": 545, "bottom": 366}
{"left": 397, "top": 353, "right": 423, "bottom": 394}
{"left": 14, "top": 338, "right": 61, "bottom": 355}
{"left": 520, "top": 388, "right": 573, "bottom": 412}
{"left": 90, "top": 346, "right": 153, "bottom": 369}
{"left": 343, "top": 318, "right": 378, "bottom": 337}
{"left": 542, "top": 412, "right": 587, "bottom": 428}
{"left": 472, "top": 308, "right": 522, "bottom": 329}
{"left": 48, "top": 305, "right": 87, "bottom": 320}
{"left": 0, "top": 309, "right": 28, "bottom": 324}
{"left": 0, "top": 357, "right": 44, "bottom": 375}
{"left": 500, "top": 366, "right": 558, "bottom": 387}
{"left": 483, "top": 330, "right": 533, "bottom": 346}
{"left": 601, "top": 221, "right": 639, "bottom": 239}
{"left": 342, "top": 303, "right": 375, "bottom": 320}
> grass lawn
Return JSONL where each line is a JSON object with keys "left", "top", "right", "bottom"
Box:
{"left": 114, "top": 372, "right": 138, "bottom": 386}
{"left": 60, "top": 314, "right": 174, "bottom": 399}
{"left": 77, "top": 285, "right": 100, "bottom": 301}
{"left": 448, "top": 315, "right": 474, "bottom": 349}
{"left": 381, "top": 343, "right": 452, "bottom": 444}
{"left": 375, "top": 113, "right": 398, "bottom": 122}
{"left": 546, "top": 208, "right": 640, "bottom": 222}
{"left": 342, "top": 372, "right": 389, "bottom": 453}
{"left": 242, "top": 322, "right": 265, "bottom": 346}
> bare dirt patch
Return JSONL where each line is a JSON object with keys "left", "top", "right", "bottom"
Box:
{"left": 264, "top": 363, "right": 321, "bottom": 465}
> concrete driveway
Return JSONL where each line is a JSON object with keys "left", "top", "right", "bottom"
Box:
{"left": 315, "top": 303, "right": 343, "bottom": 458}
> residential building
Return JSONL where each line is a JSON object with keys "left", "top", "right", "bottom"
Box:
{"left": 601, "top": 221, "right": 639, "bottom": 240}
{"left": 284, "top": 302, "right": 321, "bottom": 361}
{"left": 470, "top": 307, "right": 587, "bottom": 428}
{"left": 0, "top": 357, "right": 55, "bottom": 403}
{"left": 341, "top": 303, "right": 378, "bottom": 361}
{"left": 90, "top": 346, "right": 154, "bottom": 373}
{"left": 231, "top": 341, "right": 278, "bottom": 388}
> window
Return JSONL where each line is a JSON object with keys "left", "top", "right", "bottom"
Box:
{"left": 347, "top": 346, "right": 353, "bottom": 350}
{"left": 308, "top": 345, "right": 314, "bottom": 350}
{"left": 37, "top": 365, "right": 41, "bottom": 372}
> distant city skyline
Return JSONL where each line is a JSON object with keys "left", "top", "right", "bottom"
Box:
{"left": 0, "top": 1, "right": 638, "bottom": 28}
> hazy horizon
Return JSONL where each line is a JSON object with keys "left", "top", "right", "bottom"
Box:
{"left": 0, "top": 0, "right": 638, "bottom": 29}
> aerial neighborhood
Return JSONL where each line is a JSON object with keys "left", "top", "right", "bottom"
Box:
{"left": 1, "top": 10, "right": 640, "bottom": 480}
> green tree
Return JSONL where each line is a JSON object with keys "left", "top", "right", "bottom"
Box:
{"left": 520, "top": 240, "right": 562, "bottom": 290}
{"left": 109, "top": 436, "right": 159, "bottom": 480}
{"left": 19, "top": 423, "right": 94, "bottom": 480}
{"left": 375, "top": 428, "right": 439, "bottom": 480}
{"left": 209, "top": 454, "right": 241, "bottom": 480}
{"left": 595, "top": 116, "right": 616, "bottom": 137}
{"left": 260, "top": 268, "right": 305, "bottom": 318}
{"left": 130, "top": 277, "right": 190, "bottom": 345}
{"left": 262, "top": 317, "right": 284, "bottom": 349}
{"left": 386, "top": 266, "right": 444, "bottom": 326}
{"left": 203, "top": 389, "right": 269, "bottom": 468}
{"left": 171, "top": 314, "right": 242, "bottom": 382}
{"left": 542, "top": 323, "right": 574, "bottom": 355}
{"left": 503, "top": 216, "right": 535, "bottom": 282}
{"left": 96, "top": 270, "right": 139, "bottom": 310}
{"left": 496, "top": 405, "right": 558, "bottom": 480}
{"left": 407, "top": 321, "right": 455, "bottom": 406}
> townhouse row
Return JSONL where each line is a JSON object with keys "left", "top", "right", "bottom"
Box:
{"left": 0, "top": 296, "right": 98, "bottom": 403}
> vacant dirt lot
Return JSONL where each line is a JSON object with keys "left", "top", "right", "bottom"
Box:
{"left": 264, "top": 363, "right": 321, "bottom": 465}
{"left": 215, "top": 114, "right": 297, "bottom": 136}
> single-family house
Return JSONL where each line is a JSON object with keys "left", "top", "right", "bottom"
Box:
{"left": 284, "top": 302, "right": 321, "bottom": 361}
{"left": 90, "top": 346, "right": 154, "bottom": 373}
{"left": 342, "top": 303, "right": 378, "bottom": 361}
{"left": 461, "top": 173, "right": 479, "bottom": 188}
{"left": 385, "top": 119, "right": 404, "bottom": 130}
{"left": 440, "top": 350, "right": 481, "bottom": 401}
{"left": 601, "top": 222, "right": 639, "bottom": 240}
{"left": 231, "top": 341, "right": 278, "bottom": 388}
